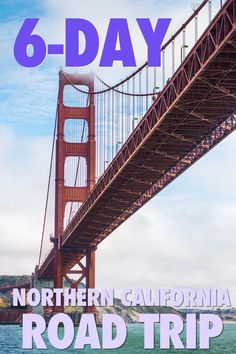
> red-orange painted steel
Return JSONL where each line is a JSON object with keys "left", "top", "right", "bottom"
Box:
{"left": 39, "top": 0, "right": 236, "bottom": 280}
{"left": 53, "top": 71, "right": 96, "bottom": 291}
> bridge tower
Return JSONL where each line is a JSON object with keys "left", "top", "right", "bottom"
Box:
{"left": 54, "top": 70, "right": 96, "bottom": 303}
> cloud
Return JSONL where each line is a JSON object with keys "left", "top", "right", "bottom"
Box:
{"left": 0, "top": 124, "right": 52, "bottom": 274}
{"left": 0, "top": 0, "right": 236, "bottom": 307}
{"left": 0, "top": 16, "right": 58, "bottom": 132}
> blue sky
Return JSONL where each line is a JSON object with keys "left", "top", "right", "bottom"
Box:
{"left": 0, "top": 1, "right": 57, "bottom": 137}
{"left": 0, "top": 1, "right": 43, "bottom": 19}
{"left": 0, "top": 0, "right": 236, "bottom": 305}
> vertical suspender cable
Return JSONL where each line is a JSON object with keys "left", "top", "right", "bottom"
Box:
{"left": 154, "top": 66, "right": 157, "bottom": 91}
{"left": 162, "top": 50, "right": 165, "bottom": 88}
{"left": 99, "top": 88, "right": 103, "bottom": 177}
{"left": 133, "top": 76, "right": 135, "bottom": 132}
{"left": 112, "top": 89, "right": 114, "bottom": 158}
{"left": 121, "top": 84, "right": 124, "bottom": 144}
{"left": 195, "top": 14, "right": 198, "bottom": 42}
{"left": 172, "top": 40, "right": 175, "bottom": 75}
{"left": 146, "top": 66, "right": 149, "bottom": 110}
{"left": 103, "top": 91, "right": 106, "bottom": 172}
{"left": 208, "top": 0, "right": 212, "bottom": 22}
{"left": 139, "top": 71, "right": 142, "bottom": 118}
{"left": 127, "top": 80, "right": 129, "bottom": 139}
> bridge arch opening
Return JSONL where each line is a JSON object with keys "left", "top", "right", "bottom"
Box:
{"left": 63, "top": 85, "right": 89, "bottom": 107}
{"left": 64, "top": 202, "right": 82, "bottom": 228}
{"left": 64, "top": 119, "right": 88, "bottom": 143}
{"left": 64, "top": 156, "right": 87, "bottom": 187}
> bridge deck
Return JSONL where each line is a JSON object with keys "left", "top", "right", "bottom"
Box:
{"left": 39, "top": 0, "right": 236, "bottom": 279}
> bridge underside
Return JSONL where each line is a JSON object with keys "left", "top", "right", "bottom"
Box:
{"left": 39, "top": 0, "right": 236, "bottom": 279}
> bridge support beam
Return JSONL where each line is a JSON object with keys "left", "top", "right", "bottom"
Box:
{"left": 53, "top": 70, "right": 96, "bottom": 311}
{"left": 85, "top": 249, "right": 96, "bottom": 313}
{"left": 54, "top": 238, "right": 63, "bottom": 288}
{"left": 86, "top": 249, "right": 95, "bottom": 289}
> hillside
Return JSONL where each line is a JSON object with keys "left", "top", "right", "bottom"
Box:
{"left": 97, "top": 299, "right": 181, "bottom": 323}
{"left": 0, "top": 275, "right": 31, "bottom": 309}
{"left": 0, "top": 275, "right": 30, "bottom": 288}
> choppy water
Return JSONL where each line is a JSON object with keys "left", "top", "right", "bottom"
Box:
{"left": 0, "top": 324, "right": 235, "bottom": 353}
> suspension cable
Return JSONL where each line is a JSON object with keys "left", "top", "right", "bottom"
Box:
{"left": 38, "top": 102, "right": 58, "bottom": 267}
{"left": 94, "top": 72, "right": 156, "bottom": 96}
{"left": 61, "top": 0, "right": 210, "bottom": 96}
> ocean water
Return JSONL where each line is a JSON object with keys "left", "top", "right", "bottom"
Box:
{"left": 0, "top": 324, "right": 235, "bottom": 353}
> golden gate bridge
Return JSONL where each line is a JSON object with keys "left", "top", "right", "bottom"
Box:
{"left": 7, "top": 0, "right": 236, "bottom": 308}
